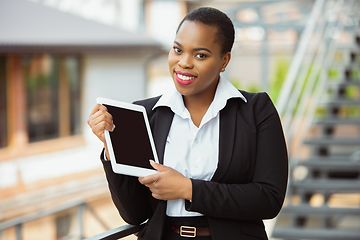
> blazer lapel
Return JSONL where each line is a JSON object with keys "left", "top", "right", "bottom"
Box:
{"left": 152, "top": 107, "right": 174, "bottom": 164}
{"left": 148, "top": 107, "right": 173, "bottom": 240}
{"left": 211, "top": 99, "right": 238, "bottom": 182}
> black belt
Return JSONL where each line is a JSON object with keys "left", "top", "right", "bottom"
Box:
{"left": 170, "top": 224, "right": 211, "bottom": 238}
{"left": 167, "top": 216, "right": 211, "bottom": 238}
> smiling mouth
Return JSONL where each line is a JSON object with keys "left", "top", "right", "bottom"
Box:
{"left": 177, "top": 73, "right": 196, "bottom": 81}
{"left": 175, "top": 72, "right": 197, "bottom": 85}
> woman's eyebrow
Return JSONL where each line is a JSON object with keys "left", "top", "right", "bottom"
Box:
{"left": 174, "top": 41, "right": 212, "bottom": 54}
{"left": 194, "top": 47, "right": 212, "bottom": 54}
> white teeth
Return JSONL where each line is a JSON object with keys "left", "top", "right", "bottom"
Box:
{"left": 177, "top": 73, "right": 195, "bottom": 81}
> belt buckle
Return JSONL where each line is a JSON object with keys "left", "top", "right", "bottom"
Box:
{"left": 180, "top": 226, "right": 196, "bottom": 238}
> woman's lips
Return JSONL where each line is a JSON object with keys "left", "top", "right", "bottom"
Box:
{"left": 175, "top": 71, "right": 197, "bottom": 85}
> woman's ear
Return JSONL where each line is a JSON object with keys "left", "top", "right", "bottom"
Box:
{"left": 220, "top": 52, "right": 231, "bottom": 72}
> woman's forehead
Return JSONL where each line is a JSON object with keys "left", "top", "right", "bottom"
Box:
{"left": 175, "top": 21, "right": 220, "bottom": 51}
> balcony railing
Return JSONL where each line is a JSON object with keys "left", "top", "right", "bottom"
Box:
{"left": 85, "top": 223, "right": 145, "bottom": 240}
{"left": 0, "top": 199, "right": 111, "bottom": 240}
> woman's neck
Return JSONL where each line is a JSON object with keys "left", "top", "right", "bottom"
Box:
{"left": 183, "top": 87, "right": 217, "bottom": 128}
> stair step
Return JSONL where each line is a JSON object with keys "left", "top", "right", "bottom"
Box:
{"left": 281, "top": 204, "right": 360, "bottom": 215}
{"left": 305, "top": 155, "right": 360, "bottom": 162}
{"left": 314, "top": 118, "right": 360, "bottom": 125}
{"left": 297, "top": 159, "right": 360, "bottom": 169}
{"left": 324, "top": 99, "right": 360, "bottom": 105}
{"left": 272, "top": 228, "right": 360, "bottom": 240}
{"left": 327, "top": 80, "right": 360, "bottom": 87}
{"left": 330, "top": 63, "right": 360, "bottom": 69}
{"left": 292, "top": 179, "right": 360, "bottom": 191}
{"left": 304, "top": 138, "right": 360, "bottom": 145}
{"left": 336, "top": 43, "right": 360, "bottom": 51}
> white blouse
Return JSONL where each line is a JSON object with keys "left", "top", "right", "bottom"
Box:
{"left": 153, "top": 77, "right": 246, "bottom": 217}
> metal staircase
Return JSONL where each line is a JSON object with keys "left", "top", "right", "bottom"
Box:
{"left": 272, "top": 0, "right": 360, "bottom": 239}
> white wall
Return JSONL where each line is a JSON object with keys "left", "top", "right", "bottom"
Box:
{"left": 118, "top": 0, "right": 142, "bottom": 32}
{"left": 147, "top": 1, "right": 183, "bottom": 48}
{"left": 82, "top": 53, "right": 148, "bottom": 144}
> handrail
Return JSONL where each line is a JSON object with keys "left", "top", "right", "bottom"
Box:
{"left": 0, "top": 200, "right": 83, "bottom": 231}
{"left": 0, "top": 199, "right": 111, "bottom": 240}
{"left": 85, "top": 222, "right": 146, "bottom": 240}
{"left": 275, "top": 0, "right": 355, "bottom": 157}
{"left": 276, "top": 0, "right": 325, "bottom": 116}
{"left": 289, "top": 8, "right": 347, "bottom": 158}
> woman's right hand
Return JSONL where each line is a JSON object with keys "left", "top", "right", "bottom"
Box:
{"left": 87, "top": 104, "right": 116, "bottom": 145}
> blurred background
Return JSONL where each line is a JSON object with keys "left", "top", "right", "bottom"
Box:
{"left": 0, "top": 0, "right": 359, "bottom": 239}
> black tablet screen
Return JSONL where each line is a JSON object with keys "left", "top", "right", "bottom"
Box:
{"left": 104, "top": 104, "right": 155, "bottom": 170}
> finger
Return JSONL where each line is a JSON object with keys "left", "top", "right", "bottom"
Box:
{"left": 89, "top": 112, "right": 114, "bottom": 132}
{"left": 89, "top": 121, "right": 114, "bottom": 139}
{"left": 149, "top": 160, "right": 168, "bottom": 172}
{"left": 139, "top": 176, "right": 157, "bottom": 185}
{"left": 138, "top": 174, "right": 159, "bottom": 185}
{"left": 88, "top": 105, "right": 113, "bottom": 128}
{"left": 96, "top": 111, "right": 115, "bottom": 132}
{"left": 88, "top": 110, "right": 112, "bottom": 129}
{"left": 89, "top": 104, "right": 107, "bottom": 117}
{"left": 87, "top": 105, "right": 115, "bottom": 143}
{"left": 88, "top": 119, "right": 113, "bottom": 143}
{"left": 90, "top": 108, "right": 113, "bottom": 123}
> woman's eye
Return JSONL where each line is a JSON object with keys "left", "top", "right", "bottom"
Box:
{"left": 196, "top": 53, "right": 207, "bottom": 59}
{"left": 173, "top": 47, "right": 181, "bottom": 53}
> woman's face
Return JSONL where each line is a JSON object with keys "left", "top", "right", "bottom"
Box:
{"left": 168, "top": 21, "right": 230, "bottom": 100}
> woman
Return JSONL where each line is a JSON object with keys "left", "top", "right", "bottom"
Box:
{"left": 87, "top": 7, "right": 288, "bottom": 240}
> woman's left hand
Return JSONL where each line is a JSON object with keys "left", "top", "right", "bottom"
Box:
{"left": 139, "top": 160, "right": 192, "bottom": 201}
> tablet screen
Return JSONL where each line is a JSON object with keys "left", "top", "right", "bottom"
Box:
{"left": 104, "top": 104, "right": 155, "bottom": 170}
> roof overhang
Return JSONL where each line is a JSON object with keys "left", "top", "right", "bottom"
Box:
{"left": 0, "top": 0, "right": 165, "bottom": 55}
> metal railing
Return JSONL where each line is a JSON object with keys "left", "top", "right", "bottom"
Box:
{"left": 0, "top": 199, "right": 111, "bottom": 240}
{"left": 85, "top": 223, "right": 145, "bottom": 240}
{"left": 275, "top": 0, "right": 356, "bottom": 158}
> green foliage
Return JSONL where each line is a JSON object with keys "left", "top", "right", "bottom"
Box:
{"left": 229, "top": 78, "right": 241, "bottom": 90}
{"left": 230, "top": 58, "right": 289, "bottom": 98}
{"left": 269, "top": 58, "right": 290, "bottom": 103}
{"left": 26, "top": 74, "right": 47, "bottom": 91}
{"left": 351, "top": 68, "right": 359, "bottom": 80}
{"left": 347, "top": 85, "right": 359, "bottom": 99}
{"left": 328, "top": 68, "right": 339, "bottom": 79}
{"left": 247, "top": 84, "right": 260, "bottom": 93}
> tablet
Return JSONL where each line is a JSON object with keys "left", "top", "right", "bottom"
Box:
{"left": 97, "top": 97, "right": 159, "bottom": 177}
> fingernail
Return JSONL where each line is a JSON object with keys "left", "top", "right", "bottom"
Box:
{"left": 149, "top": 159, "right": 155, "bottom": 164}
{"left": 112, "top": 124, "right": 116, "bottom": 131}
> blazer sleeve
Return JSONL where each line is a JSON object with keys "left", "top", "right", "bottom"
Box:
{"left": 99, "top": 96, "right": 162, "bottom": 225}
{"left": 101, "top": 150, "right": 154, "bottom": 225}
{"left": 186, "top": 92, "right": 288, "bottom": 221}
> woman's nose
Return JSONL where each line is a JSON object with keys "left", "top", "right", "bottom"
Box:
{"left": 178, "top": 54, "right": 193, "bottom": 69}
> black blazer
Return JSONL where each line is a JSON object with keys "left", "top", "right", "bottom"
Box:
{"left": 101, "top": 91, "right": 288, "bottom": 240}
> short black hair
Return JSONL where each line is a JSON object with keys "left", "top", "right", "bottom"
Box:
{"left": 176, "top": 7, "right": 235, "bottom": 55}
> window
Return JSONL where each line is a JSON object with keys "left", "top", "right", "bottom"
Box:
{"left": 23, "top": 54, "right": 81, "bottom": 143}
{"left": 1, "top": 54, "right": 82, "bottom": 155}
{"left": 24, "top": 55, "right": 59, "bottom": 142}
